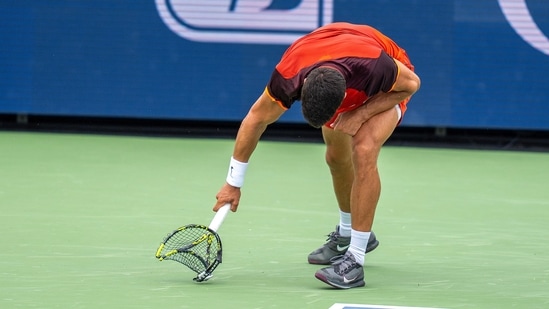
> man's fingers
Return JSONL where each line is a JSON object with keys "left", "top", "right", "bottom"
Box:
{"left": 229, "top": 202, "right": 239, "bottom": 212}
{"left": 214, "top": 199, "right": 239, "bottom": 212}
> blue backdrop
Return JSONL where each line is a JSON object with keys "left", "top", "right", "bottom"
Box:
{"left": 1, "top": 0, "right": 548, "bottom": 129}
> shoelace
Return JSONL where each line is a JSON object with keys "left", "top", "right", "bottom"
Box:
{"left": 332, "top": 253, "right": 356, "bottom": 274}
{"left": 325, "top": 230, "right": 340, "bottom": 242}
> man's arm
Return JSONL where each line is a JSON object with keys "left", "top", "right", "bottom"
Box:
{"left": 214, "top": 91, "right": 286, "bottom": 211}
{"left": 232, "top": 91, "right": 286, "bottom": 162}
{"left": 333, "top": 59, "right": 421, "bottom": 135}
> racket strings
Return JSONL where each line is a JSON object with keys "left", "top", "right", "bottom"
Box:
{"left": 160, "top": 226, "right": 222, "bottom": 273}
{"left": 170, "top": 250, "right": 209, "bottom": 273}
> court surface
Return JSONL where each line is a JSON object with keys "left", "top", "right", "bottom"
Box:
{"left": 1, "top": 131, "right": 548, "bottom": 309}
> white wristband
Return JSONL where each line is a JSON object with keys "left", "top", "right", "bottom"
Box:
{"left": 226, "top": 156, "right": 248, "bottom": 188}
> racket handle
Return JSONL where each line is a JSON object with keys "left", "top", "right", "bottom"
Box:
{"left": 209, "top": 203, "right": 230, "bottom": 232}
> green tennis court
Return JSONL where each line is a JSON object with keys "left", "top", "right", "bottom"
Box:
{"left": 1, "top": 131, "right": 548, "bottom": 308}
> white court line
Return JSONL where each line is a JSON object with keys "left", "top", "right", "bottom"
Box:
{"left": 330, "top": 304, "right": 447, "bottom": 309}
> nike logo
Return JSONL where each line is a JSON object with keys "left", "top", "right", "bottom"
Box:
{"left": 343, "top": 275, "right": 358, "bottom": 284}
{"left": 336, "top": 244, "right": 350, "bottom": 251}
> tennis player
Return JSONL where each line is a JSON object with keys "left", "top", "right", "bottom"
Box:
{"left": 214, "top": 22, "right": 420, "bottom": 289}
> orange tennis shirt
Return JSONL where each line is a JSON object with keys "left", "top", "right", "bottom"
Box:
{"left": 266, "top": 22, "right": 414, "bottom": 128}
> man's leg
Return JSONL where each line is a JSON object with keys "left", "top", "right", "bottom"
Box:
{"left": 307, "top": 126, "right": 379, "bottom": 265}
{"left": 321, "top": 127, "right": 353, "bottom": 214}
{"left": 307, "top": 129, "right": 353, "bottom": 264}
{"left": 315, "top": 106, "right": 399, "bottom": 288}
{"left": 349, "top": 106, "right": 400, "bottom": 232}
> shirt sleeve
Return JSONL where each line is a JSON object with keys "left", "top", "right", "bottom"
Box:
{"left": 266, "top": 69, "right": 301, "bottom": 109}
{"left": 365, "top": 50, "right": 398, "bottom": 95}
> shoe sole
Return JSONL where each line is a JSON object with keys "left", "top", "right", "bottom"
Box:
{"left": 314, "top": 272, "right": 365, "bottom": 289}
{"left": 366, "top": 239, "right": 379, "bottom": 253}
{"left": 307, "top": 238, "right": 380, "bottom": 265}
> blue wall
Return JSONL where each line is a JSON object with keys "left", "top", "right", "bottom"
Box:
{"left": 1, "top": 0, "right": 548, "bottom": 130}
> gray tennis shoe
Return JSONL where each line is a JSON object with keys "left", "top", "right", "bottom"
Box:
{"left": 314, "top": 251, "right": 365, "bottom": 289}
{"left": 307, "top": 226, "right": 379, "bottom": 265}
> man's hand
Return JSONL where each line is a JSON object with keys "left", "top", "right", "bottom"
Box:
{"left": 332, "top": 109, "right": 365, "bottom": 136}
{"left": 214, "top": 183, "right": 242, "bottom": 212}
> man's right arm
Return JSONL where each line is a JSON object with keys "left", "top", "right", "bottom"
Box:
{"left": 233, "top": 90, "right": 286, "bottom": 162}
{"left": 214, "top": 90, "right": 286, "bottom": 211}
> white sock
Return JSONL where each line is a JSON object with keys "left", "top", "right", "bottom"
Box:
{"left": 348, "top": 229, "right": 371, "bottom": 266}
{"left": 338, "top": 210, "right": 351, "bottom": 237}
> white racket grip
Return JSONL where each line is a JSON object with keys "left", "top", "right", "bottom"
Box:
{"left": 209, "top": 204, "right": 230, "bottom": 232}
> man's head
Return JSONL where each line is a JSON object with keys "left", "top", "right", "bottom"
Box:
{"left": 301, "top": 67, "right": 346, "bottom": 128}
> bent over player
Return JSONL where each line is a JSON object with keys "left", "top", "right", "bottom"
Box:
{"left": 214, "top": 22, "right": 420, "bottom": 289}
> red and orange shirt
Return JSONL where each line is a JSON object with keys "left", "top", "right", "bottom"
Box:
{"left": 266, "top": 22, "right": 412, "bottom": 117}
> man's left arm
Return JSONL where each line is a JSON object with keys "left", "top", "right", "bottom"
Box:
{"left": 333, "top": 59, "right": 420, "bottom": 135}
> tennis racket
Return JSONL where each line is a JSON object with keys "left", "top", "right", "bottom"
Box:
{"left": 155, "top": 204, "right": 230, "bottom": 282}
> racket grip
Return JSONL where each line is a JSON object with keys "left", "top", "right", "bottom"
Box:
{"left": 209, "top": 203, "right": 230, "bottom": 232}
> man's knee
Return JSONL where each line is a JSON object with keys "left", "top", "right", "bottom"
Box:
{"left": 325, "top": 146, "right": 352, "bottom": 170}
{"left": 352, "top": 138, "right": 381, "bottom": 166}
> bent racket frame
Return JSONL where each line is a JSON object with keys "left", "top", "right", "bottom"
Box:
{"left": 155, "top": 204, "right": 230, "bottom": 282}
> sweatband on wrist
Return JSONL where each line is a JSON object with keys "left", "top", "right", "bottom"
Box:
{"left": 226, "top": 156, "right": 248, "bottom": 188}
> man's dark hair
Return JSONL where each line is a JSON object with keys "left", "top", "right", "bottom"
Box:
{"left": 301, "top": 67, "right": 346, "bottom": 128}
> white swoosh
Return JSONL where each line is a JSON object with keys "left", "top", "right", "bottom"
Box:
{"left": 343, "top": 275, "right": 358, "bottom": 284}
